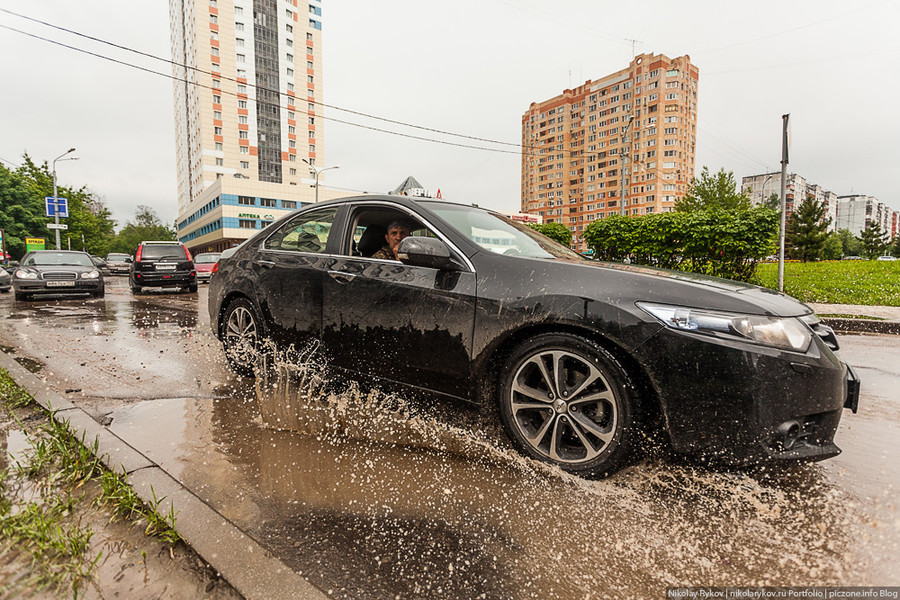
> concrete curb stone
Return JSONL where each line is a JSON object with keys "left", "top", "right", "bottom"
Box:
{"left": 0, "top": 349, "right": 328, "bottom": 600}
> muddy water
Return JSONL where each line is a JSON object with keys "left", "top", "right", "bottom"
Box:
{"left": 1, "top": 284, "right": 897, "bottom": 598}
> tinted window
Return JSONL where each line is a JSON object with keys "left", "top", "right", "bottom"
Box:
{"left": 24, "top": 252, "right": 93, "bottom": 267}
{"left": 264, "top": 207, "right": 337, "bottom": 253}
{"left": 195, "top": 253, "right": 221, "bottom": 264}
{"left": 142, "top": 244, "right": 187, "bottom": 260}
{"left": 107, "top": 253, "right": 130, "bottom": 261}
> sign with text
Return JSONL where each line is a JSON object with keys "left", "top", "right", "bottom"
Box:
{"left": 25, "top": 237, "right": 45, "bottom": 252}
{"left": 45, "top": 196, "right": 69, "bottom": 218}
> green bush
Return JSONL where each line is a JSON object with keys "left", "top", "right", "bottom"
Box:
{"left": 582, "top": 207, "right": 778, "bottom": 282}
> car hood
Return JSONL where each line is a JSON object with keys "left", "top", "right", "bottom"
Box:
{"left": 17, "top": 265, "right": 98, "bottom": 274}
{"left": 486, "top": 255, "right": 811, "bottom": 318}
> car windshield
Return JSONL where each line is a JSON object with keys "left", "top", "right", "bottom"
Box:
{"left": 423, "top": 202, "right": 583, "bottom": 260}
{"left": 24, "top": 252, "right": 93, "bottom": 267}
{"left": 141, "top": 245, "right": 186, "bottom": 260}
{"left": 195, "top": 253, "right": 221, "bottom": 264}
{"left": 107, "top": 253, "right": 130, "bottom": 261}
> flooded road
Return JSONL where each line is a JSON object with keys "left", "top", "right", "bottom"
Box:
{"left": 1, "top": 278, "right": 897, "bottom": 598}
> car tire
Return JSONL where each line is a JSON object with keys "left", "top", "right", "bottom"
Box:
{"left": 188, "top": 283, "right": 198, "bottom": 293}
{"left": 498, "top": 333, "right": 639, "bottom": 478}
{"left": 221, "top": 297, "right": 263, "bottom": 377}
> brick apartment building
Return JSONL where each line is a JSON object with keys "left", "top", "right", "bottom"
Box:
{"left": 521, "top": 53, "right": 699, "bottom": 253}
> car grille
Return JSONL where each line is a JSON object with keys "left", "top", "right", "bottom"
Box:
{"left": 42, "top": 271, "right": 77, "bottom": 281}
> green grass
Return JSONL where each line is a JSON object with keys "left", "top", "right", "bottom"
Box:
{"left": 755, "top": 260, "right": 900, "bottom": 306}
{"left": 0, "top": 369, "right": 182, "bottom": 597}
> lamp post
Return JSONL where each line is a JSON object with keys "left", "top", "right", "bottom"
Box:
{"left": 301, "top": 158, "right": 339, "bottom": 203}
{"left": 52, "top": 147, "right": 78, "bottom": 249}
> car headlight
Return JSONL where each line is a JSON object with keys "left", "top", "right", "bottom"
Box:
{"left": 638, "top": 303, "right": 813, "bottom": 352}
{"left": 81, "top": 270, "right": 100, "bottom": 279}
{"left": 14, "top": 270, "right": 37, "bottom": 279}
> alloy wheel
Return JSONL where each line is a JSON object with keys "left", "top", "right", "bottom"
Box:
{"left": 508, "top": 349, "right": 619, "bottom": 464}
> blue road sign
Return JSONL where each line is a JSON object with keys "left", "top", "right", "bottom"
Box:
{"left": 45, "top": 196, "right": 69, "bottom": 218}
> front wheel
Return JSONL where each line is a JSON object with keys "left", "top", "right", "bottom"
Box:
{"left": 221, "top": 297, "right": 263, "bottom": 377}
{"left": 499, "top": 333, "right": 639, "bottom": 477}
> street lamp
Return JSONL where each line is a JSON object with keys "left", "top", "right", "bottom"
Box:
{"left": 619, "top": 114, "right": 635, "bottom": 216}
{"left": 301, "top": 158, "right": 339, "bottom": 203}
{"left": 52, "top": 147, "right": 78, "bottom": 250}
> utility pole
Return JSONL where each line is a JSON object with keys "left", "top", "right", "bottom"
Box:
{"left": 52, "top": 148, "right": 77, "bottom": 250}
{"left": 778, "top": 114, "right": 790, "bottom": 293}
{"left": 619, "top": 115, "right": 635, "bottom": 216}
{"left": 302, "top": 158, "right": 339, "bottom": 203}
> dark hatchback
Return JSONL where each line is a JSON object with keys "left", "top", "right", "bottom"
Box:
{"left": 13, "top": 250, "right": 105, "bottom": 300}
{"left": 130, "top": 241, "right": 197, "bottom": 294}
{"left": 208, "top": 195, "right": 859, "bottom": 477}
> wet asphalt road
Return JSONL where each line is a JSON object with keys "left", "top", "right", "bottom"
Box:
{"left": 1, "top": 277, "right": 897, "bottom": 599}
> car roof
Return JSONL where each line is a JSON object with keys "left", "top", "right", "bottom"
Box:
{"left": 139, "top": 240, "right": 183, "bottom": 245}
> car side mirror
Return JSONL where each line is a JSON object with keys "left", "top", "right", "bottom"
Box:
{"left": 126, "top": 257, "right": 133, "bottom": 263}
{"left": 396, "top": 236, "right": 462, "bottom": 271}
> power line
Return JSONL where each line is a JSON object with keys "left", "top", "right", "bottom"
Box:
{"left": 0, "top": 7, "right": 521, "bottom": 149}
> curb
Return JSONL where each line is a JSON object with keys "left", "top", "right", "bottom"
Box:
{"left": 820, "top": 318, "right": 900, "bottom": 336}
{"left": 0, "top": 349, "right": 328, "bottom": 600}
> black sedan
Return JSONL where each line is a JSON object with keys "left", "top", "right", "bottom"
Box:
{"left": 13, "top": 250, "right": 105, "bottom": 300}
{"left": 208, "top": 195, "right": 859, "bottom": 477}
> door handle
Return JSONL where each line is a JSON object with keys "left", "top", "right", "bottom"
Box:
{"left": 327, "top": 270, "right": 357, "bottom": 284}
{"left": 257, "top": 260, "right": 276, "bottom": 269}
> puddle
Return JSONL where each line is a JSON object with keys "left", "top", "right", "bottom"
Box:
{"left": 14, "top": 356, "right": 44, "bottom": 373}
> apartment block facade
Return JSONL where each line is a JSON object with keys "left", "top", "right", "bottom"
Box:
{"left": 170, "top": 0, "right": 339, "bottom": 253}
{"left": 741, "top": 172, "right": 839, "bottom": 233}
{"left": 836, "top": 195, "right": 895, "bottom": 238}
{"left": 521, "top": 53, "right": 699, "bottom": 253}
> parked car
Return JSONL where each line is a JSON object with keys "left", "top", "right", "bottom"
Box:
{"left": 876, "top": 255, "right": 897, "bottom": 261}
{"left": 193, "top": 252, "right": 222, "bottom": 282}
{"left": 12, "top": 250, "right": 104, "bottom": 300}
{"left": 105, "top": 252, "right": 132, "bottom": 275}
{"left": 0, "top": 267, "right": 10, "bottom": 293}
{"left": 208, "top": 195, "right": 859, "bottom": 477}
{"left": 130, "top": 241, "right": 197, "bottom": 294}
{"left": 90, "top": 255, "right": 110, "bottom": 275}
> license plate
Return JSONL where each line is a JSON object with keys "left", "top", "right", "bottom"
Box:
{"left": 46, "top": 281, "right": 75, "bottom": 287}
{"left": 155, "top": 263, "right": 177, "bottom": 271}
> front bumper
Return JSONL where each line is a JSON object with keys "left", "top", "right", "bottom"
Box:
{"left": 637, "top": 326, "right": 858, "bottom": 465}
{"left": 14, "top": 279, "right": 103, "bottom": 294}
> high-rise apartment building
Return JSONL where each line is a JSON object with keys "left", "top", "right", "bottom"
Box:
{"left": 521, "top": 53, "right": 699, "bottom": 253}
{"left": 170, "top": 0, "right": 336, "bottom": 253}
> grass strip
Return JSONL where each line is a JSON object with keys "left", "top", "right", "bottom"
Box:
{"left": 0, "top": 368, "right": 181, "bottom": 597}
{"left": 756, "top": 261, "right": 900, "bottom": 306}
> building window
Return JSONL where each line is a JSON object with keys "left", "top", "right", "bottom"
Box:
{"left": 239, "top": 115, "right": 248, "bottom": 124}
{"left": 238, "top": 100, "right": 247, "bottom": 108}
{"left": 237, "top": 84, "right": 246, "bottom": 94}
{"left": 289, "top": 168, "right": 297, "bottom": 176}
{"left": 309, "top": 145, "right": 315, "bottom": 152}
{"left": 209, "top": 14, "right": 217, "bottom": 23}
{"left": 283, "top": 200, "right": 297, "bottom": 209}
{"left": 215, "top": 142, "right": 223, "bottom": 150}
{"left": 214, "top": 126, "right": 222, "bottom": 135}
{"left": 286, "top": 53, "right": 293, "bottom": 62}
{"left": 236, "top": 54, "right": 245, "bottom": 63}
{"left": 289, "top": 140, "right": 296, "bottom": 148}
{"left": 239, "top": 130, "right": 249, "bottom": 139}
{"left": 238, "top": 196, "right": 255, "bottom": 205}
{"left": 240, "top": 146, "right": 249, "bottom": 154}
{"left": 234, "top": 6, "right": 243, "bottom": 15}
{"left": 240, "top": 161, "right": 249, "bottom": 169}
{"left": 239, "top": 219, "right": 257, "bottom": 229}
{"left": 215, "top": 158, "right": 223, "bottom": 166}
{"left": 261, "top": 198, "right": 277, "bottom": 207}
{"left": 211, "top": 47, "right": 219, "bottom": 56}
{"left": 235, "top": 22, "right": 244, "bottom": 31}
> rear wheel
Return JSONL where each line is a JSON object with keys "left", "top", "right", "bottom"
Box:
{"left": 187, "top": 283, "right": 198, "bottom": 293}
{"left": 221, "top": 298, "right": 263, "bottom": 377}
{"left": 499, "top": 333, "right": 638, "bottom": 477}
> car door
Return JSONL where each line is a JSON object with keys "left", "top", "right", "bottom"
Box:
{"left": 321, "top": 204, "right": 477, "bottom": 399}
{"left": 252, "top": 206, "right": 339, "bottom": 348}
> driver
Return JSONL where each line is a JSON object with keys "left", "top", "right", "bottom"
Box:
{"left": 372, "top": 219, "right": 411, "bottom": 260}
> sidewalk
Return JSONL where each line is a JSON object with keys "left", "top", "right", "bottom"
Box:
{"left": 807, "top": 303, "right": 900, "bottom": 335}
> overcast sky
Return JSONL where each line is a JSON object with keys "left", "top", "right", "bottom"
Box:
{"left": 1, "top": 0, "right": 898, "bottom": 229}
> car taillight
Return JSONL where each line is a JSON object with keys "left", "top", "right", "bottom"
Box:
{"left": 211, "top": 262, "right": 219, "bottom": 274}
{"left": 135, "top": 245, "right": 143, "bottom": 261}
{"left": 184, "top": 246, "right": 192, "bottom": 261}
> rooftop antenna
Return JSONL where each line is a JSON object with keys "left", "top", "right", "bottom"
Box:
{"left": 625, "top": 38, "right": 642, "bottom": 57}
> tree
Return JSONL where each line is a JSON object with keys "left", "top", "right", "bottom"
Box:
{"left": 836, "top": 228, "right": 862, "bottom": 257}
{"left": 0, "top": 154, "right": 115, "bottom": 258}
{"left": 674, "top": 167, "right": 752, "bottom": 212}
{"left": 108, "top": 205, "right": 176, "bottom": 254}
{"left": 785, "top": 196, "right": 829, "bottom": 262}
{"left": 892, "top": 235, "right": 900, "bottom": 259}
{"left": 859, "top": 223, "right": 889, "bottom": 259}
{"left": 763, "top": 193, "right": 781, "bottom": 211}
{"left": 822, "top": 233, "right": 843, "bottom": 261}
{"left": 528, "top": 222, "right": 572, "bottom": 246}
